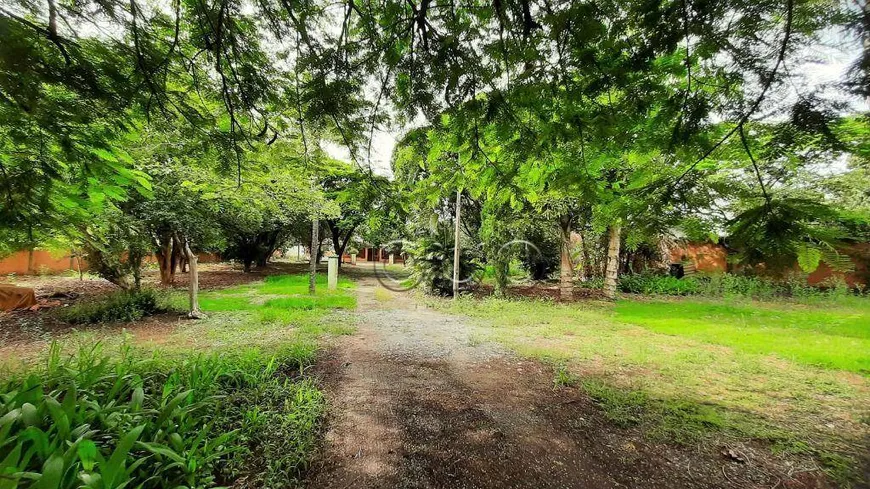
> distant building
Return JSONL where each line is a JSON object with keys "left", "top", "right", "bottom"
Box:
{"left": 345, "top": 247, "right": 406, "bottom": 264}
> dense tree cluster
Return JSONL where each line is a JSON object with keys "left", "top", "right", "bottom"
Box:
{"left": 0, "top": 0, "right": 867, "bottom": 302}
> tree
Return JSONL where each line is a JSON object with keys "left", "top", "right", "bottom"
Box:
{"left": 321, "top": 164, "right": 389, "bottom": 267}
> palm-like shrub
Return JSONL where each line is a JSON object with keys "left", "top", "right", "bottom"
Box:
{"left": 407, "top": 227, "right": 481, "bottom": 296}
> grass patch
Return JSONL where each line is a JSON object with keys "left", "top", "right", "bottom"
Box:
{"left": 431, "top": 294, "right": 870, "bottom": 485}
{"left": 615, "top": 300, "right": 870, "bottom": 373}
{"left": 553, "top": 364, "right": 579, "bottom": 389}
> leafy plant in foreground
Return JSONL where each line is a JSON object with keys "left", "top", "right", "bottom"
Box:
{"left": 0, "top": 343, "right": 324, "bottom": 489}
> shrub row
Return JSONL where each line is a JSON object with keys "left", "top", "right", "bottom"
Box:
{"left": 614, "top": 272, "right": 858, "bottom": 299}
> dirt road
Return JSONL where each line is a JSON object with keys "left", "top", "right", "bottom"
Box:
{"left": 306, "top": 277, "right": 830, "bottom": 489}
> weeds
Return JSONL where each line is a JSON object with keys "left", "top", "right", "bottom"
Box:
{"left": 55, "top": 289, "right": 180, "bottom": 324}
{"left": 553, "top": 364, "right": 579, "bottom": 389}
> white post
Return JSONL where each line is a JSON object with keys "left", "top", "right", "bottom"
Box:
{"left": 389, "top": 253, "right": 395, "bottom": 265}
{"left": 328, "top": 256, "right": 339, "bottom": 290}
{"left": 351, "top": 253, "right": 357, "bottom": 265}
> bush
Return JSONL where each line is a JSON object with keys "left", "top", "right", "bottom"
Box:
{"left": 408, "top": 228, "right": 482, "bottom": 296}
{"left": 0, "top": 343, "right": 324, "bottom": 489}
{"left": 619, "top": 274, "right": 699, "bottom": 295}
{"left": 619, "top": 273, "right": 700, "bottom": 295}
{"left": 56, "top": 289, "right": 178, "bottom": 324}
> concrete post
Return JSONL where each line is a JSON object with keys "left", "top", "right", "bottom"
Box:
{"left": 389, "top": 253, "right": 395, "bottom": 265}
{"left": 328, "top": 256, "right": 339, "bottom": 290}
{"left": 350, "top": 253, "right": 357, "bottom": 265}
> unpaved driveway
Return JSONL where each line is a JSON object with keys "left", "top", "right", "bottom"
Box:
{"left": 306, "top": 277, "right": 831, "bottom": 489}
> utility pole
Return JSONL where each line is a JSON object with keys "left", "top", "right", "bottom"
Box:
{"left": 453, "top": 189, "right": 461, "bottom": 299}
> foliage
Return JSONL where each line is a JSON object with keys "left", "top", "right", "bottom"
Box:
{"left": 616, "top": 271, "right": 858, "bottom": 299}
{"left": 321, "top": 163, "right": 390, "bottom": 262}
{"left": 726, "top": 197, "right": 851, "bottom": 273}
{"left": 517, "top": 226, "right": 561, "bottom": 281}
{"left": 0, "top": 342, "right": 323, "bottom": 489}
{"left": 619, "top": 273, "right": 701, "bottom": 296}
{"left": 407, "top": 226, "right": 482, "bottom": 296}
{"left": 55, "top": 289, "right": 180, "bottom": 325}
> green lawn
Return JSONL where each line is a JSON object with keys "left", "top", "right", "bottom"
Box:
{"left": 433, "top": 294, "right": 870, "bottom": 484}
{"left": 0, "top": 273, "right": 358, "bottom": 488}
{"left": 615, "top": 300, "right": 870, "bottom": 373}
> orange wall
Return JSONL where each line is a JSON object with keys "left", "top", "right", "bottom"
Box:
{"left": 0, "top": 250, "right": 223, "bottom": 275}
{"left": 0, "top": 250, "right": 79, "bottom": 275}
{"left": 806, "top": 244, "right": 870, "bottom": 288}
{"left": 670, "top": 242, "right": 728, "bottom": 273}
{"left": 670, "top": 241, "right": 869, "bottom": 287}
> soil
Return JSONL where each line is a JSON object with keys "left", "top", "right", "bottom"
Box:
{"left": 0, "top": 262, "right": 312, "bottom": 363}
{"left": 306, "top": 276, "right": 834, "bottom": 489}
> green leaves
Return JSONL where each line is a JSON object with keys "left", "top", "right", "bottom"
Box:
{"left": 797, "top": 245, "right": 822, "bottom": 273}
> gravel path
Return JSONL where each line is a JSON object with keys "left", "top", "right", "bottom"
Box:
{"left": 305, "top": 276, "right": 832, "bottom": 489}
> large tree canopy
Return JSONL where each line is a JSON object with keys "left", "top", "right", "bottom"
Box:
{"left": 1, "top": 0, "right": 866, "bottom": 298}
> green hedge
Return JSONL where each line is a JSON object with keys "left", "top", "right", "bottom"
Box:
{"left": 615, "top": 272, "right": 856, "bottom": 299}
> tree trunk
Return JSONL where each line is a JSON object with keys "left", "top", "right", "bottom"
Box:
{"left": 309, "top": 218, "right": 319, "bottom": 294}
{"left": 315, "top": 240, "right": 324, "bottom": 263}
{"left": 170, "top": 236, "right": 182, "bottom": 274}
{"left": 27, "top": 225, "right": 34, "bottom": 274}
{"left": 559, "top": 219, "right": 574, "bottom": 301}
{"left": 492, "top": 253, "right": 508, "bottom": 298}
{"left": 180, "top": 237, "right": 205, "bottom": 319}
{"left": 329, "top": 221, "right": 342, "bottom": 264}
{"left": 157, "top": 236, "right": 175, "bottom": 285}
{"left": 75, "top": 254, "right": 83, "bottom": 281}
{"left": 603, "top": 224, "right": 622, "bottom": 300}
{"left": 328, "top": 222, "right": 356, "bottom": 269}
{"left": 453, "top": 189, "right": 461, "bottom": 299}
{"left": 575, "top": 231, "right": 587, "bottom": 281}
{"left": 130, "top": 250, "right": 143, "bottom": 291}
{"left": 579, "top": 230, "right": 593, "bottom": 280}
